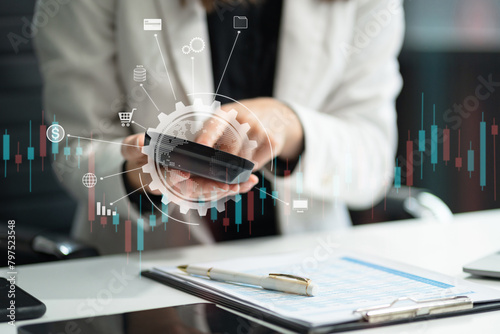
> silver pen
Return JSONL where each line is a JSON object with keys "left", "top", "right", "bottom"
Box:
{"left": 178, "top": 265, "right": 318, "bottom": 296}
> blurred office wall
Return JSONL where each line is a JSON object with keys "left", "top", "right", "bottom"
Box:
{"left": 0, "top": 1, "right": 76, "bottom": 232}
{"left": 353, "top": 0, "right": 500, "bottom": 224}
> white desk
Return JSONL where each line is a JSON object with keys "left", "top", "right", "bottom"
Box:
{"left": 2, "top": 210, "right": 500, "bottom": 333}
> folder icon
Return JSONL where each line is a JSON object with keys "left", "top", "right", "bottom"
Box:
{"left": 233, "top": 16, "right": 248, "bottom": 30}
{"left": 144, "top": 19, "right": 162, "bottom": 31}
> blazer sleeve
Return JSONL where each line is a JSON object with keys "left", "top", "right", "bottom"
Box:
{"left": 34, "top": 0, "right": 135, "bottom": 219}
{"left": 275, "top": 0, "right": 404, "bottom": 209}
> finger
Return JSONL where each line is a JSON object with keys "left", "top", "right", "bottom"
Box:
{"left": 252, "top": 130, "right": 281, "bottom": 171}
{"left": 241, "top": 124, "right": 271, "bottom": 167}
{"left": 188, "top": 177, "right": 231, "bottom": 194}
{"left": 187, "top": 177, "right": 257, "bottom": 201}
{"left": 172, "top": 176, "right": 230, "bottom": 199}
{"left": 235, "top": 128, "right": 261, "bottom": 160}
{"left": 196, "top": 110, "right": 230, "bottom": 147}
{"left": 121, "top": 133, "right": 146, "bottom": 161}
{"left": 250, "top": 143, "right": 273, "bottom": 171}
{"left": 239, "top": 174, "right": 259, "bottom": 193}
{"left": 198, "top": 185, "right": 229, "bottom": 201}
{"left": 246, "top": 120, "right": 267, "bottom": 144}
{"left": 167, "top": 168, "right": 191, "bottom": 186}
{"left": 218, "top": 174, "right": 258, "bottom": 197}
{"left": 214, "top": 128, "right": 243, "bottom": 155}
{"left": 172, "top": 178, "right": 198, "bottom": 198}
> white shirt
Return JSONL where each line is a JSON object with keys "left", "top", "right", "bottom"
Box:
{"left": 34, "top": 0, "right": 404, "bottom": 254}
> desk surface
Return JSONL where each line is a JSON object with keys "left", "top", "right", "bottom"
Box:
{"left": 2, "top": 210, "right": 500, "bottom": 333}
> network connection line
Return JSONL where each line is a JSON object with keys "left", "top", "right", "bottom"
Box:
{"left": 67, "top": 134, "right": 141, "bottom": 148}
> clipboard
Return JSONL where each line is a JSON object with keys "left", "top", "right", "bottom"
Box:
{"left": 142, "top": 252, "right": 500, "bottom": 334}
{"left": 143, "top": 270, "right": 500, "bottom": 334}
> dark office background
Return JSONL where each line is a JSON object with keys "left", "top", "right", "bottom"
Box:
{"left": 0, "top": 0, "right": 499, "bottom": 232}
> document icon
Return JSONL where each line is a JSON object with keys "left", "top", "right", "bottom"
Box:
{"left": 144, "top": 19, "right": 162, "bottom": 31}
{"left": 233, "top": 16, "right": 248, "bottom": 30}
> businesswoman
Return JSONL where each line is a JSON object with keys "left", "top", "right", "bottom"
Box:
{"left": 34, "top": 0, "right": 404, "bottom": 254}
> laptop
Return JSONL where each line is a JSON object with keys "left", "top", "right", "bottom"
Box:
{"left": 463, "top": 251, "right": 500, "bottom": 278}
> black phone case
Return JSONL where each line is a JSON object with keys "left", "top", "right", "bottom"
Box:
{"left": 0, "top": 277, "right": 46, "bottom": 322}
{"left": 145, "top": 132, "right": 254, "bottom": 184}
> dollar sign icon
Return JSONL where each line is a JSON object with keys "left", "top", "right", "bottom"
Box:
{"left": 46, "top": 124, "right": 65, "bottom": 143}
{"left": 52, "top": 127, "right": 60, "bottom": 141}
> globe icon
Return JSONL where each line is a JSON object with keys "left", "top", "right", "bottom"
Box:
{"left": 82, "top": 173, "right": 97, "bottom": 188}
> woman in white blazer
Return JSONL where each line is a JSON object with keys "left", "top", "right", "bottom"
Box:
{"left": 34, "top": 0, "right": 404, "bottom": 254}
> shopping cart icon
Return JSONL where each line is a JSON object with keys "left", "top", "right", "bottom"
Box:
{"left": 118, "top": 108, "right": 136, "bottom": 127}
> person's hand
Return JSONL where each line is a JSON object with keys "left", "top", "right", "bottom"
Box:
{"left": 196, "top": 97, "right": 304, "bottom": 171}
{"left": 120, "top": 133, "right": 258, "bottom": 200}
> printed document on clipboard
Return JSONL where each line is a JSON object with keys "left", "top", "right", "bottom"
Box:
{"left": 143, "top": 251, "right": 500, "bottom": 333}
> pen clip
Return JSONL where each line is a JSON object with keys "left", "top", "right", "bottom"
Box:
{"left": 268, "top": 273, "right": 311, "bottom": 284}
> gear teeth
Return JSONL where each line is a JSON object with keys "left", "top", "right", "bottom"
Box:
{"left": 211, "top": 100, "right": 221, "bottom": 110}
{"left": 215, "top": 200, "right": 227, "bottom": 213}
{"left": 147, "top": 131, "right": 160, "bottom": 141}
{"left": 142, "top": 144, "right": 154, "bottom": 156}
{"left": 148, "top": 181, "right": 161, "bottom": 191}
{"left": 239, "top": 123, "right": 250, "bottom": 133}
{"left": 161, "top": 194, "right": 169, "bottom": 205}
{"left": 247, "top": 140, "right": 258, "bottom": 150}
{"left": 193, "top": 98, "right": 203, "bottom": 107}
{"left": 175, "top": 101, "right": 186, "bottom": 110}
{"left": 198, "top": 205, "right": 209, "bottom": 216}
{"left": 227, "top": 109, "right": 238, "bottom": 119}
{"left": 142, "top": 164, "right": 153, "bottom": 173}
{"left": 179, "top": 206, "right": 189, "bottom": 214}
{"left": 157, "top": 113, "right": 168, "bottom": 122}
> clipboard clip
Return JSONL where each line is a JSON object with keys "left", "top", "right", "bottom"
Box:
{"left": 354, "top": 296, "right": 473, "bottom": 323}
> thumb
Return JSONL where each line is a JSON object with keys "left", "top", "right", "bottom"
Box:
{"left": 168, "top": 168, "right": 191, "bottom": 186}
{"left": 121, "top": 133, "right": 145, "bottom": 161}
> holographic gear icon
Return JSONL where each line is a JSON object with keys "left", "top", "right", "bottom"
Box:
{"left": 142, "top": 99, "right": 257, "bottom": 216}
{"left": 189, "top": 37, "right": 205, "bottom": 53}
{"left": 181, "top": 45, "right": 191, "bottom": 55}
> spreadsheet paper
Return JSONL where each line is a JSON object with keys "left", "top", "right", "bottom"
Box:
{"left": 154, "top": 252, "right": 500, "bottom": 327}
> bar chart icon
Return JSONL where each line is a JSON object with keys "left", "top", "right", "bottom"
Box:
{"left": 96, "top": 202, "right": 116, "bottom": 217}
